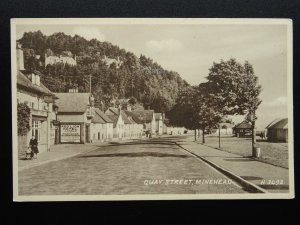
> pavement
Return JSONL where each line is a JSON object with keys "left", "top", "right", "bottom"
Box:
{"left": 18, "top": 138, "right": 148, "bottom": 171}
{"left": 174, "top": 136, "right": 290, "bottom": 193}
{"left": 18, "top": 143, "right": 99, "bottom": 171}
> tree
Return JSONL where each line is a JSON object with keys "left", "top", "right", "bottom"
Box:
{"left": 167, "top": 85, "right": 222, "bottom": 143}
{"left": 17, "top": 103, "right": 31, "bottom": 136}
{"left": 206, "top": 59, "right": 262, "bottom": 153}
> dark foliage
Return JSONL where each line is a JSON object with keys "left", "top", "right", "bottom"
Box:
{"left": 17, "top": 103, "right": 31, "bottom": 136}
{"left": 18, "top": 31, "right": 189, "bottom": 112}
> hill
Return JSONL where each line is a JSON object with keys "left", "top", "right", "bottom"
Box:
{"left": 18, "top": 30, "right": 190, "bottom": 112}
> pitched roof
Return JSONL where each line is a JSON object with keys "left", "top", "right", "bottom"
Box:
{"left": 54, "top": 92, "right": 90, "bottom": 113}
{"left": 92, "top": 108, "right": 113, "bottom": 124}
{"left": 267, "top": 118, "right": 288, "bottom": 129}
{"left": 130, "top": 110, "right": 154, "bottom": 123}
{"left": 95, "top": 108, "right": 113, "bottom": 123}
{"left": 106, "top": 107, "right": 119, "bottom": 115}
{"left": 155, "top": 113, "right": 162, "bottom": 120}
{"left": 106, "top": 114, "right": 119, "bottom": 127}
{"left": 106, "top": 107, "right": 134, "bottom": 124}
{"left": 120, "top": 111, "right": 134, "bottom": 124}
{"left": 17, "top": 71, "right": 54, "bottom": 96}
{"left": 265, "top": 118, "right": 282, "bottom": 129}
{"left": 92, "top": 110, "right": 106, "bottom": 124}
{"left": 124, "top": 110, "right": 143, "bottom": 124}
{"left": 234, "top": 121, "right": 252, "bottom": 129}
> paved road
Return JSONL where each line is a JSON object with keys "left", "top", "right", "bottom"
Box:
{"left": 19, "top": 136, "right": 245, "bottom": 195}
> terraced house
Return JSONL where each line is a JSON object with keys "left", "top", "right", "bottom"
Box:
{"left": 130, "top": 110, "right": 156, "bottom": 134}
{"left": 91, "top": 108, "right": 114, "bottom": 142}
{"left": 16, "top": 43, "right": 58, "bottom": 154}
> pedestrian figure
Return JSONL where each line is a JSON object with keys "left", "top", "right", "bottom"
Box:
{"left": 29, "top": 136, "right": 39, "bottom": 159}
{"left": 25, "top": 147, "right": 32, "bottom": 160}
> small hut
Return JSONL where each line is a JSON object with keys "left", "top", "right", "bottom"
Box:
{"left": 266, "top": 118, "right": 288, "bottom": 142}
{"left": 233, "top": 121, "right": 252, "bottom": 138}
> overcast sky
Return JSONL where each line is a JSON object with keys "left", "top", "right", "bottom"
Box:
{"left": 16, "top": 22, "right": 290, "bottom": 129}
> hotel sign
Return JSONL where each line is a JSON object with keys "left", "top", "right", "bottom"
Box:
{"left": 60, "top": 124, "right": 81, "bottom": 143}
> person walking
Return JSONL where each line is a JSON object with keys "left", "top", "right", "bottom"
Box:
{"left": 29, "top": 136, "right": 39, "bottom": 159}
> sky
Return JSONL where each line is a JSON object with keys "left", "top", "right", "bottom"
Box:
{"left": 16, "top": 22, "right": 290, "bottom": 129}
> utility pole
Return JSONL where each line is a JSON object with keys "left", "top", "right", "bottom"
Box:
{"left": 89, "top": 74, "right": 91, "bottom": 93}
{"left": 218, "top": 124, "right": 221, "bottom": 149}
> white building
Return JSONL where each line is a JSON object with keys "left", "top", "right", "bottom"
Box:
{"left": 91, "top": 108, "right": 113, "bottom": 142}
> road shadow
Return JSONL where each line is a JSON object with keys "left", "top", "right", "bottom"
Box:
{"left": 256, "top": 139, "right": 268, "bottom": 142}
{"left": 223, "top": 157, "right": 254, "bottom": 162}
{"left": 79, "top": 152, "right": 190, "bottom": 158}
{"left": 140, "top": 146, "right": 178, "bottom": 149}
{"left": 95, "top": 141, "right": 177, "bottom": 148}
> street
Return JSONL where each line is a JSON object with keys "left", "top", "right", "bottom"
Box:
{"left": 19, "top": 136, "right": 245, "bottom": 195}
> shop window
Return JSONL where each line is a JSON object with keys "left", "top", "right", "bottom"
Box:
{"left": 32, "top": 120, "right": 41, "bottom": 142}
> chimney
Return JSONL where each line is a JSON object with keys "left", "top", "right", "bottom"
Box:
{"left": 16, "top": 42, "right": 25, "bottom": 70}
{"left": 35, "top": 74, "right": 40, "bottom": 86}
{"left": 30, "top": 73, "right": 36, "bottom": 85}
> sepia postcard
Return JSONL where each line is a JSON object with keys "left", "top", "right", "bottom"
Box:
{"left": 11, "top": 18, "right": 294, "bottom": 201}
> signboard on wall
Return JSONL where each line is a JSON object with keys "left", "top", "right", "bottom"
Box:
{"left": 60, "top": 124, "right": 81, "bottom": 143}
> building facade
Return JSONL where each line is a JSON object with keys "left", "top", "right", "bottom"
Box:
{"left": 16, "top": 43, "right": 58, "bottom": 155}
{"left": 266, "top": 118, "right": 288, "bottom": 142}
{"left": 91, "top": 108, "right": 113, "bottom": 142}
{"left": 130, "top": 110, "right": 156, "bottom": 134}
{"left": 105, "top": 108, "right": 125, "bottom": 139}
{"left": 155, "top": 113, "right": 164, "bottom": 135}
{"left": 233, "top": 121, "right": 253, "bottom": 137}
{"left": 54, "top": 91, "right": 95, "bottom": 143}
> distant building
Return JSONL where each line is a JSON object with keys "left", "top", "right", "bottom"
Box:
{"left": 123, "top": 110, "right": 144, "bottom": 138}
{"left": 155, "top": 113, "right": 164, "bottom": 135}
{"left": 130, "top": 110, "right": 156, "bottom": 134}
{"left": 105, "top": 107, "right": 125, "bottom": 139}
{"left": 232, "top": 121, "right": 252, "bottom": 137}
{"left": 91, "top": 108, "right": 114, "bottom": 142}
{"left": 45, "top": 54, "right": 77, "bottom": 67}
{"left": 54, "top": 91, "right": 95, "bottom": 143}
{"left": 17, "top": 43, "right": 58, "bottom": 154}
{"left": 266, "top": 118, "right": 288, "bottom": 142}
{"left": 211, "top": 122, "right": 234, "bottom": 135}
{"left": 102, "top": 55, "right": 123, "bottom": 69}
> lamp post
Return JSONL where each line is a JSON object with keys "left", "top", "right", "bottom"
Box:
{"left": 248, "top": 111, "right": 260, "bottom": 158}
{"left": 53, "top": 104, "right": 59, "bottom": 144}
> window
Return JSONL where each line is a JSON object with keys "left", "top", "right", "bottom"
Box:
{"left": 32, "top": 121, "right": 41, "bottom": 142}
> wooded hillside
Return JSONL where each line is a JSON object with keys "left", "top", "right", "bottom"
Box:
{"left": 18, "top": 31, "right": 189, "bottom": 112}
